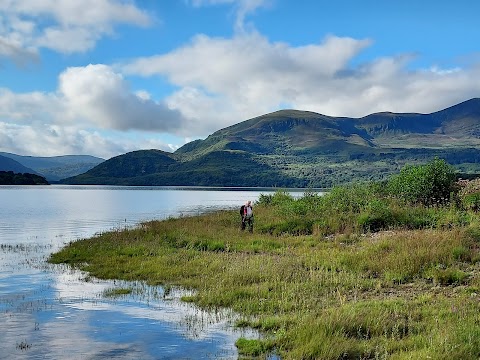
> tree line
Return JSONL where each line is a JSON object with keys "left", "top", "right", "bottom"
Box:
{"left": 0, "top": 171, "right": 49, "bottom": 185}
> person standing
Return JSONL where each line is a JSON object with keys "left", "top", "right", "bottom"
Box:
{"left": 241, "top": 200, "right": 253, "bottom": 232}
{"left": 240, "top": 202, "right": 246, "bottom": 230}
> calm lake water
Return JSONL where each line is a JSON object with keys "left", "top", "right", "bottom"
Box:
{"left": 0, "top": 185, "right": 307, "bottom": 360}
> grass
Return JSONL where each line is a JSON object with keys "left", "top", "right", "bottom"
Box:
{"left": 49, "top": 182, "right": 480, "bottom": 359}
{"left": 103, "top": 287, "right": 133, "bottom": 297}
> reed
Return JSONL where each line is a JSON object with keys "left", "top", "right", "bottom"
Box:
{"left": 49, "top": 174, "right": 480, "bottom": 359}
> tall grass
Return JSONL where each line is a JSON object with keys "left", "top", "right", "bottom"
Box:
{"left": 49, "top": 171, "right": 480, "bottom": 359}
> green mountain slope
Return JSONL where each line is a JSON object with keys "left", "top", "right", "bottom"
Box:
{"left": 63, "top": 150, "right": 177, "bottom": 185}
{"left": 176, "top": 110, "right": 375, "bottom": 159}
{"left": 62, "top": 98, "right": 480, "bottom": 187}
{"left": 63, "top": 150, "right": 300, "bottom": 187}
{"left": 357, "top": 98, "right": 480, "bottom": 148}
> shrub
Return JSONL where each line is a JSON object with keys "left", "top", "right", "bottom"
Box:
{"left": 462, "top": 192, "right": 480, "bottom": 211}
{"left": 259, "top": 219, "right": 314, "bottom": 236}
{"left": 391, "top": 205, "right": 437, "bottom": 229}
{"left": 257, "top": 191, "right": 294, "bottom": 206}
{"left": 426, "top": 268, "right": 469, "bottom": 286}
{"left": 321, "top": 183, "right": 378, "bottom": 214}
{"left": 357, "top": 199, "right": 395, "bottom": 232}
{"left": 387, "top": 158, "right": 457, "bottom": 205}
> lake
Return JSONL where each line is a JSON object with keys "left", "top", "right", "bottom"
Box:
{"left": 0, "top": 185, "right": 308, "bottom": 359}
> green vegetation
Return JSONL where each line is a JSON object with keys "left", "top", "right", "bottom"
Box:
{"left": 103, "top": 287, "right": 133, "bottom": 297}
{"left": 0, "top": 171, "right": 49, "bottom": 185}
{"left": 61, "top": 99, "right": 480, "bottom": 187}
{"left": 386, "top": 158, "right": 457, "bottom": 205}
{"left": 50, "top": 159, "right": 480, "bottom": 359}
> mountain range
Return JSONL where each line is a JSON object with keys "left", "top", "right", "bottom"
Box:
{"left": 0, "top": 153, "right": 104, "bottom": 182}
{"left": 59, "top": 98, "right": 480, "bottom": 188}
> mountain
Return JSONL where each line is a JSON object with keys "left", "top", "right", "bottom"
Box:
{"left": 63, "top": 149, "right": 299, "bottom": 187}
{"left": 177, "top": 98, "right": 480, "bottom": 157}
{"left": 68, "top": 150, "right": 178, "bottom": 184}
{"left": 0, "top": 155, "right": 38, "bottom": 174}
{"left": 62, "top": 98, "right": 480, "bottom": 188}
{"left": 0, "top": 153, "right": 105, "bottom": 181}
{"left": 356, "top": 98, "right": 480, "bottom": 148}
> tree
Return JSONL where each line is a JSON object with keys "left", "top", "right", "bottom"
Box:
{"left": 387, "top": 158, "right": 457, "bottom": 205}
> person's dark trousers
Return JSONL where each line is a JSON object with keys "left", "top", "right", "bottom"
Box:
{"left": 245, "top": 216, "right": 253, "bottom": 232}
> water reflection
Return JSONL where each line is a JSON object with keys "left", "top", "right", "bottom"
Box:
{"left": 0, "top": 186, "right": 314, "bottom": 359}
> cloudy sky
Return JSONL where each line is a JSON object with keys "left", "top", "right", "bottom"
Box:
{"left": 1, "top": 0, "right": 480, "bottom": 159}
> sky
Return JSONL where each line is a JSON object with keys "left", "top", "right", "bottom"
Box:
{"left": 1, "top": 0, "right": 480, "bottom": 159}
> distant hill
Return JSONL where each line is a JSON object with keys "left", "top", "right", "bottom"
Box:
{"left": 63, "top": 149, "right": 297, "bottom": 187}
{"left": 62, "top": 98, "right": 480, "bottom": 188}
{"left": 0, "top": 155, "right": 38, "bottom": 174}
{"left": 0, "top": 153, "right": 105, "bottom": 181}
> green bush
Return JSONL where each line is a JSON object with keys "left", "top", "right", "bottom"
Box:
{"left": 426, "top": 268, "right": 469, "bottom": 286}
{"left": 462, "top": 192, "right": 480, "bottom": 211}
{"left": 391, "top": 206, "right": 437, "bottom": 229}
{"left": 259, "top": 219, "right": 314, "bottom": 236}
{"left": 387, "top": 158, "right": 457, "bottom": 205}
{"left": 357, "top": 199, "right": 395, "bottom": 232}
{"left": 254, "top": 161, "right": 470, "bottom": 236}
{"left": 257, "top": 191, "right": 294, "bottom": 206}
{"left": 321, "top": 183, "right": 378, "bottom": 214}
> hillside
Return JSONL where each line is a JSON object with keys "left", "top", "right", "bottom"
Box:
{"left": 0, "top": 152, "right": 105, "bottom": 181}
{"left": 0, "top": 155, "right": 38, "bottom": 174}
{"left": 62, "top": 98, "right": 480, "bottom": 187}
{"left": 63, "top": 149, "right": 301, "bottom": 187}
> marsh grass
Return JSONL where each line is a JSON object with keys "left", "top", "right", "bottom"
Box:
{"left": 103, "top": 287, "right": 133, "bottom": 297}
{"left": 49, "top": 180, "right": 480, "bottom": 359}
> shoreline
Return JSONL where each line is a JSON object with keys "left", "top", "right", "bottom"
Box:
{"left": 49, "top": 200, "right": 480, "bottom": 359}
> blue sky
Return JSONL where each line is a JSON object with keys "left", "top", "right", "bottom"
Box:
{"left": 1, "top": 0, "right": 480, "bottom": 159}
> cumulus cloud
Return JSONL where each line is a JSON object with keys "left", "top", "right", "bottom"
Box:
{"left": 0, "top": 63, "right": 187, "bottom": 134}
{"left": 0, "top": 119, "right": 175, "bottom": 159}
{"left": 120, "top": 31, "right": 480, "bottom": 138}
{"left": 58, "top": 64, "right": 187, "bottom": 132}
{"left": 121, "top": 33, "right": 374, "bottom": 134}
{"left": 2, "top": 1, "right": 480, "bottom": 159}
{"left": 0, "top": 0, "right": 151, "bottom": 62}
{"left": 2, "top": 28, "right": 480, "bottom": 158}
{"left": 0, "top": 88, "right": 63, "bottom": 123}
{"left": 0, "top": 64, "right": 188, "bottom": 157}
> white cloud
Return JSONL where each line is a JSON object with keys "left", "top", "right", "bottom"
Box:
{"left": 120, "top": 31, "right": 480, "bottom": 138}
{"left": 123, "top": 33, "right": 371, "bottom": 111}
{"left": 0, "top": 88, "right": 62, "bottom": 123}
{"left": 188, "top": 0, "right": 271, "bottom": 32}
{"left": 429, "top": 66, "right": 462, "bottom": 75}
{"left": 2, "top": 21, "right": 480, "bottom": 159}
{"left": 0, "top": 0, "right": 152, "bottom": 60}
{"left": 0, "top": 120, "right": 175, "bottom": 159}
{"left": 0, "top": 64, "right": 188, "bottom": 157}
{"left": 58, "top": 64, "right": 187, "bottom": 133}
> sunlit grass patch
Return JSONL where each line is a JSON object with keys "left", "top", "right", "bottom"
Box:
{"left": 103, "top": 287, "right": 133, "bottom": 297}
{"left": 49, "top": 163, "right": 480, "bottom": 359}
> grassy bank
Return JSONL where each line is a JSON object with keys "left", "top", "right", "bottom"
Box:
{"left": 50, "top": 160, "right": 480, "bottom": 359}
